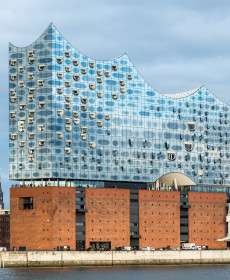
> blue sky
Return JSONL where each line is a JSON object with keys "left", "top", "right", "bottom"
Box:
{"left": 1, "top": 0, "right": 230, "bottom": 207}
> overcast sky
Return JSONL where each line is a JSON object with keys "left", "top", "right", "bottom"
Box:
{"left": 1, "top": 0, "right": 230, "bottom": 206}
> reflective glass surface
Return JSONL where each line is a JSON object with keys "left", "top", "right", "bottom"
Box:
{"left": 9, "top": 24, "right": 230, "bottom": 186}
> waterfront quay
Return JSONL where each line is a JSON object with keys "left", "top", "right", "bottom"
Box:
{"left": 1, "top": 250, "right": 230, "bottom": 268}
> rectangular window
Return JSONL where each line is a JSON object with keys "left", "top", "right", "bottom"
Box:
{"left": 188, "top": 122, "right": 196, "bottom": 131}
{"left": 19, "top": 197, "right": 34, "bottom": 210}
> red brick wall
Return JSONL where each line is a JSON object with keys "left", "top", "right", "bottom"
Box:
{"left": 188, "top": 192, "right": 227, "bottom": 249}
{"left": 139, "top": 190, "right": 180, "bottom": 249}
{"left": 85, "top": 188, "right": 130, "bottom": 249}
{"left": 10, "top": 186, "right": 76, "bottom": 250}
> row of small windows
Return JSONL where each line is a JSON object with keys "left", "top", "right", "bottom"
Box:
{"left": 9, "top": 98, "right": 230, "bottom": 127}
{"left": 9, "top": 64, "right": 46, "bottom": 75}
{"left": 56, "top": 56, "right": 119, "bottom": 74}
{"left": 9, "top": 131, "right": 228, "bottom": 156}
{"left": 9, "top": 50, "right": 35, "bottom": 65}
{"left": 10, "top": 88, "right": 126, "bottom": 102}
{"left": 10, "top": 72, "right": 130, "bottom": 86}
{"left": 10, "top": 171, "right": 227, "bottom": 185}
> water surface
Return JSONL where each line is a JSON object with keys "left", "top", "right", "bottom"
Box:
{"left": 0, "top": 265, "right": 230, "bottom": 280}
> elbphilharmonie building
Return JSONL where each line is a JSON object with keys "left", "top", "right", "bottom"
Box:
{"left": 9, "top": 24, "right": 230, "bottom": 251}
{"left": 9, "top": 23, "right": 230, "bottom": 190}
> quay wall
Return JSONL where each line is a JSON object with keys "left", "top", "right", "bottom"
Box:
{"left": 1, "top": 250, "right": 230, "bottom": 267}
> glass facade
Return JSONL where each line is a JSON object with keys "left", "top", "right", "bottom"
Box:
{"left": 9, "top": 23, "right": 230, "bottom": 186}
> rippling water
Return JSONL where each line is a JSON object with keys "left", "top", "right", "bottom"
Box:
{"left": 1, "top": 265, "right": 230, "bottom": 280}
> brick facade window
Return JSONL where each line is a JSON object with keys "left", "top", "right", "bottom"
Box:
{"left": 19, "top": 197, "right": 33, "bottom": 210}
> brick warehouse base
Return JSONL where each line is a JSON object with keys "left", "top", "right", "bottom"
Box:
{"left": 9, "top": 186, "right": 229, "bottom": 250}
{"left": 139, "top": 190, "right": 180, "bottom": 249}
{"left": 84, "top": 188, "right": 130, "bottom": 250}
{"left": 188, "top": 192, "right": 227, "bottom": 249}
{"left": 10, "top": 186, "right": 76, "bottom": 251}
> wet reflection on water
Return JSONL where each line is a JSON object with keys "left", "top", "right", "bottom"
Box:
{"left": 0, "top": 265, "right": 230, "bottom": 280}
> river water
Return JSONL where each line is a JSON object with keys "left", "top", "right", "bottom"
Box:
{"left": 0, "top": 265, "right": 230, "bottom": 280}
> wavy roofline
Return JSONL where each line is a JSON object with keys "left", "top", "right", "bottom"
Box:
{"left": 9, "top": 23, "right": 230, "bottom": 105}
{"left": 161, "top": 87, "right": 202, "bottom": 100}
{"left": 9, "top": 23, "right": 51, "bottom": 50}
{"left": 161, "top": 86, "right": 230, "bottom": 106}
{"left": 9, "top": 22, "right": 128, "bottom": 61}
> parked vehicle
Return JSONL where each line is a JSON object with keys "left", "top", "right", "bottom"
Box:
{"left": 142, "top": 247, "right": 155, "bottom": 251}
{"left": 121, "top": 246, "right": 132, "bottom": 251}
{"left": 181, "top": 243, "right": 197, "bottom": 250}
{"left": 0, "top": 247, "right": 7, "bottom": 252}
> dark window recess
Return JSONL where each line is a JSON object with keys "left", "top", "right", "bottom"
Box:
{"left": 165, "top": 142, "right": 170, "bottom": 150}
{"left": 180, "top": 191, "right": 188, "bottom": 243}
{"left": 76, "top": 188, "right": 85, "bottom": 250}
{"left": 76, "top": 240, "right": 85, "bottom": 251}
{"left": 19, "top": 197, "right": 34, "bottom": 210}
{"left": 130, "top": 189, "right": 139, "bottom": 249}
{"left": 188, "top": 123, "right": 195, "bottom": 131}
{"left": 185, "top": 143, "right": 193, "bottom": 152}
{"left": 168, "top": 152, "right": 176, "bottom": 161}
{"left": 18, "top": 246, "right": 27, "bottom": 251}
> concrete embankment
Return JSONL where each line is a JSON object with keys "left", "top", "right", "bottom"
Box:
{"left": 1, "top": 250, "right": 230, "bottom": 267}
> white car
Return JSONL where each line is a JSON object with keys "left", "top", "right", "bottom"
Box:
{"left": 142, "top": 247, "right": 155, "bottom": 251}
{"left": 122, "top": 246, "right": 132, "bottom": 251}
{"left": 0, "top": 247, "right": 7, "bottom": 252}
